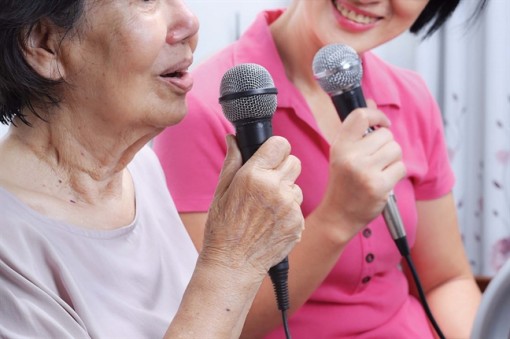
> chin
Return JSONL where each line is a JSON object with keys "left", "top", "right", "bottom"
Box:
{"left": 160, "top": 105, "right": 188, "bottom": 128}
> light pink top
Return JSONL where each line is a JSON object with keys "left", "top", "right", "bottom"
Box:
{"left": 154, "top": 10, "right": 454, "bottom": 338}
{"left": 0, "top": 146, "right": 198, "bottom": 338}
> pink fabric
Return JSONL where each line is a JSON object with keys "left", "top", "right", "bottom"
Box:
{"left": 153, "top": 9, "right": 454, "bottom": 339}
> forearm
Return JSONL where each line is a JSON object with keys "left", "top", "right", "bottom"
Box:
{"left": 424, "top": 275, "right": 481, "bottom": 339}
{"left": 409, "top": 195, "right": 482, "bottom": 339}
{"left": 165, "top": 258, "right": 263, "bottom": 339}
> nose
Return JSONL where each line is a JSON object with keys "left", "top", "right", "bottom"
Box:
{"left": 166, "top": 0, "right": 200, "bottom": 46}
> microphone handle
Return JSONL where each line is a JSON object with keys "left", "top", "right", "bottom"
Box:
{"left": 234, "top": 118, "right": 290, "bottom": 311}
{"left": 331, "top": 87, "right": 409, "bottom": 256}
{"left": 331, "top": 87, "right": 367, "bottom": 122}
{"left": 235, "top": 118, "right": 273, "bottom": 163}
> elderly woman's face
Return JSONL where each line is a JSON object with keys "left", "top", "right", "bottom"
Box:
{"left": 297, "top": 0, "right": 429, "bottom": 53}
{"left": 61, "top": 0, "right": 199, "bottom": 129}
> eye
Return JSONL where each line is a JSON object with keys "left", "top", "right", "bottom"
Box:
{"left": 138, "top": 0, "right": 158, "bottom": 11}
{"left": 141, "top": 0, "right": 157, "bottom": 7}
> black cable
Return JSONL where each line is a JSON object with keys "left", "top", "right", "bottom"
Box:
{"left": 281, "top": 309, "right": 291, "bottom": 339}
{"left": 396, "top": 237, "right": 445, "bottom": 339}
{"left": 268, "top": 257, "right": 291, "bottom": 339}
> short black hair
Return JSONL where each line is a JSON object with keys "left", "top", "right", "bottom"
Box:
{"left": 411, "top": 0, "right": 489, "bottom": 38}
{"left": 0, "top": 1, "right": 85, "bottom": 125}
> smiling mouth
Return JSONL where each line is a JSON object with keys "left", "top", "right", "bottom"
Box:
{"left": 333, "top": 0, "right": 380, "bottom": 24}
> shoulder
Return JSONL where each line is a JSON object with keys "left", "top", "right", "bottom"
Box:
{"left": 128, "top": 145, "right": 175, "bottom": 197}
{"left": 362, "top": 52, "right": 446, "bottom": 154}
{"left": 129, "top": 145, "right": 163, "bottom": 175}
{"left": 363, "top": 51, "right": 432, "bottom": 102}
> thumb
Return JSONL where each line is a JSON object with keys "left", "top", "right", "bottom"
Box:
{"left": 213, "top": 134, "right": 242, "bottom": 200}
{"left": 245, "top": 136, "right": 291, "bottom": 171}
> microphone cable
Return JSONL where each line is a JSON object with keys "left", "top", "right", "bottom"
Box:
{"left": 394, "top": 237, "right": 446, "bottom": 339}
{"left": 269, "top": 258, "right": 291, "bottom": 339}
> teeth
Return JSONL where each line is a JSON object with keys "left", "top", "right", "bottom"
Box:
{"left": 335, "top": 2, "right": 377, "bottom": 24}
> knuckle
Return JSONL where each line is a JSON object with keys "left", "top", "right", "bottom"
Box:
{"left": 377, "top": 127, "right": 393, "bottom": 141}
{"left": 289, "top": 154, "right": 301, "bottom": 171}
{"left": 392, "top": 141, "right": 402, "bottom": 155}
{"left": 271, "top": 135, "right": 291, "bottom": 152}
{"left": 356, "top": 108, "right": 371, "bottom": 121}
{"left": 398, "top": 162, "right": 407, "bottom": 177}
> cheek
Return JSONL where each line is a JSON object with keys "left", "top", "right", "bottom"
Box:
{"left": 117, "top": 24, "right": 166, "bottom": 71}
{"left": 394, "top": 0, "right": 429, "bottom": 24}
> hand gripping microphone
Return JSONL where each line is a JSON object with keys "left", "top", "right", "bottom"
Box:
{"left": 312, "top": 44, "right": 409, "bottom": 257}
{"left": 219, "top": 63, "right": 290, "bottom": 315}
{"left": 312, "top": 45, "right": 446, "bottom": 339}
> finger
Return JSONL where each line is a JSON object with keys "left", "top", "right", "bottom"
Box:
{"left": 359, "top": 127, "right": 395, "bottom": 155}
{"left": 274, "top": 154, "right": 301, "bottom": 183}
{"left": 246, "top": 136, "right": 291, "bottom": 170}
{"left": 366, "top": 99, "right": 391, "bottom": 131}
{"left": 381, "top": 161, "right": 407, "bottom": 190}
{"left": 213, "top": 134, "right": 242, "bottom": 199}
{"left": 291, "top": 184, "right": 304, "bottom": 205}
{"left": 341, "top": 108, "right": 391, "bottom": 140}
{"left": 368, "top": 139, "right": 403, "bottom": 169}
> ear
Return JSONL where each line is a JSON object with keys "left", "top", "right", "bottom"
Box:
{"left": 23, "top": 19, "right": 66, "bottom": 81}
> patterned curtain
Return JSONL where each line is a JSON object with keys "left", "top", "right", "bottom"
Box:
{"left": 415, "top": 0, "right": 510, "bottom": 276}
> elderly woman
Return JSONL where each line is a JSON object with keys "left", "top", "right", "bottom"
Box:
{"left": 0, "top": 1, "right": 304, "bottom": 338}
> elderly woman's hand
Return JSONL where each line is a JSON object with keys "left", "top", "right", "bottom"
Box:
{"left": 199, "top": 134, "right": 304, "bottom": 280}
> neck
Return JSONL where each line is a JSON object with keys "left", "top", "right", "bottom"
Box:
{"left": 270, "top": 7, "right": 324, "bottom": 94}
{"left": 2, "top": 108, "right": 152, "bottom": 205}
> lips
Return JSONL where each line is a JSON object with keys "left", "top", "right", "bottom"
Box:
{"left": 159, "top": 59, "right": 193, "bottom": 93}
{"left": 333, "top": 0, "right": 381, "bottom": 25}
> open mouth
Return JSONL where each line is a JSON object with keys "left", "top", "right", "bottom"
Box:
{"left": 158, "top": 59, "right": 193, "bottom": 92}
{"left": 161, "top": 71, "right": 185, "bottom": 79}
{"left": 159, "top": 66, "right": 193, "bottom": 92}
{"left": 333, "top": 0, "right": 380, "bottom": 25}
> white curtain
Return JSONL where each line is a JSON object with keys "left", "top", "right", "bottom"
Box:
{"left": 416, "top": 0, "right": 510, "bottom": 276}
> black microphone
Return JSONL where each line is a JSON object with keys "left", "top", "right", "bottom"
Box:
{"left": 312, "top": 44, "right": 409, "bottom": 257}
{"left": 219, "top": 63, "right": 290, "bottom": 313}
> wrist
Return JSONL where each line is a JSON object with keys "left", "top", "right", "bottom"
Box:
{"left": 308, "top": 202, "right": 365, "bottom": 246}
{"left": 195, "top": 251, "right": 266, "bottom": 292}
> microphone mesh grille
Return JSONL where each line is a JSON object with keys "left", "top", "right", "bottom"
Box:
{"left": 219, "top": 63, "right": 277, "bottom": 123}
{"left": 312, "top": 44, "right": 363, "bottom": 94}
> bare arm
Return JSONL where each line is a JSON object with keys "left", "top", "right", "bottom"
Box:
{"left": 403, "top": 193, "right": 481, "bottom": 339}
{"left": 180, "top": 107, "right": 407, "bottom": 338}
{"left": 164, "top": 258, "right": 263, "bottom": 339}
{"left": 165, "top": 135, "right": 304, "bottom": 339}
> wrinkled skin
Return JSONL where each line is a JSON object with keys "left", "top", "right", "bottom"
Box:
{"left": 201, "top": 135, "right": 304, "bottom": 278}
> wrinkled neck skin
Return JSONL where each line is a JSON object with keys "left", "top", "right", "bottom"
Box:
{"left": 0, "top": 104, "right": 158, "bottom": 207}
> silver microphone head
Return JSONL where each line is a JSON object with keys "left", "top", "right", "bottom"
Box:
{"left": 219, "top": 63, "right": 277, "bottom": 123}
{"left": 312, "top": 44, "right": 363, "bottom": 95}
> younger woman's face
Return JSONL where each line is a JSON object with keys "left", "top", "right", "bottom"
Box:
{"left": 296, "top": 0, "right": 429, "bottom": 53}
